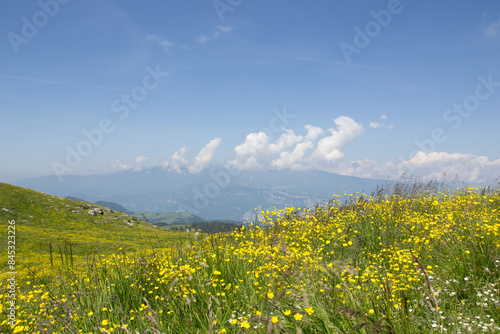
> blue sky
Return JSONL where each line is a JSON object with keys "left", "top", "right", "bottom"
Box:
{"left": 1, "top": 0, "right": 500, "bottom": 184}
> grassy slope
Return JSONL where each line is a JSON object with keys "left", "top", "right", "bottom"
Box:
{"left": 0, "top": 183, "right": 184, "bottom": 273}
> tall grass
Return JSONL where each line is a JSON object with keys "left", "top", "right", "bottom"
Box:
{"left": 1, "top": 184, "right": 499, "bottom": 333}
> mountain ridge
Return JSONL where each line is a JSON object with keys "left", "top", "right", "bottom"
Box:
{"left": 13, "top": 167, "right": 384, "bottom": 221}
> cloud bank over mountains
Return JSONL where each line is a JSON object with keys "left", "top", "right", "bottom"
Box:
{"left": 112, "top": 116, "right": 500, "bottom": 184}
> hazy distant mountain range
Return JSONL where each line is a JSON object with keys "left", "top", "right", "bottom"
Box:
{"left": 65, "top": 197, "right": 241, "bottom": 227}
{"left": 13, "top": 167, "right": 384, "bottom": 221}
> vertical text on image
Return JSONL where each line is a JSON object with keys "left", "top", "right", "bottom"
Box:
{"left": 6, "top": 219, "right": 17, "bottom": 327}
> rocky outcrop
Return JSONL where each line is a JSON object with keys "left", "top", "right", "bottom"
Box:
{"left": 87, "top": 207, "right": 115, "bottom": 216}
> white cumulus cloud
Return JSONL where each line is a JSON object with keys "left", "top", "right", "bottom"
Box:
{"left": 188, "top": 138, "right": 222, "bottom": 173}
{"left": 310, "top": 116, "right": 363, "bottom": 164}
{"left": 271, "top": 141, "right": 314, "bottom": 170}
{"left": 305, "top": 125, "right": 323, "bottom": 141}
{"left": 332, "top": 151, "right": 500, "bottom": 185}
{"left": 401, "top": 151, "right": 500, "bottom": 184}
{"left": 229, "top": 129, "right": 303, "bottom": 170}
{"left": 229, "top": 116, "right": 364, "bottom": 172}
{"left": 170, "top": 146, "right": 189, "bottom": 173}
{"left": 231, "top": 131, "right": 271, "bottom": 170}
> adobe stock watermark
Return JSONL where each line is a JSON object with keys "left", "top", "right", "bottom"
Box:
{"left": 339, "top": 0, "right": 411, "bottom": 64}
{"left": 213, "top": 0, "right": 243, "bottom": 21}
{"left": 51, "top": 65, "right": 169, "bottom": 182}
{"left": 178, "top": 107, "right": 295, "bottom": 215}
{"left": 7, "top": 0, "right": 71, "bottom": 54}
{"left": 397, "top": 73, "right": 499, "bottom": 175}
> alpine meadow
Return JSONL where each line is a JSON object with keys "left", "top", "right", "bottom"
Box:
{"left": 1, "top": 181, "right": 499, "bottom": 333}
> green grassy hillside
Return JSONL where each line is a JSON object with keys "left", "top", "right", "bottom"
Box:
{"left": 0, "top": 183, "right": 183, "bottom": 274}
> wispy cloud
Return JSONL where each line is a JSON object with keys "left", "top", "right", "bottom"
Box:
{"left": 196, "top": 26, "right": 233, "bottom": 44}
{"left": 111, "top": 154, "right": 151, "bottom": 172}
{"left": 218, "top": 26, "right": 233, "bottom": 33}
{"left": 111, "top": 160, "right": 133, "bottom": 171}
{"left": 146, "top": 34, "right": 173, "bottom": 52}
{"left": 482, "top": 13, "right": 500, "bottom": 37}
{"left": 369, "top": 114, "right": 394, "bottom": 132}
{"left": 134, "top": 154, "right": 150, "bottom": 171}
